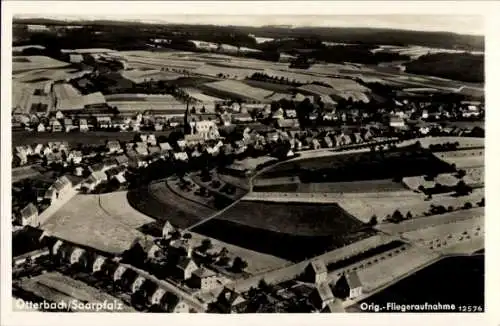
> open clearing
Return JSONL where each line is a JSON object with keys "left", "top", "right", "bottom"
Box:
{"left": 43, "top": 194, "right": 147, "bottom": 254}
{"left": 16, "top": 272, "right": 134, "bottom": 312}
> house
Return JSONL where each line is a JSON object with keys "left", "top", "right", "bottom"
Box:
{"left": 190, "top": 267, "right": 219, "bottom": 291}
{"left": 232, "top": 113, "right": 253, "bottom": 123}
{"left": 174, "top": 152, "right": 189, "bottom": 161}
{"left": 162, "top": 221, "right": 176, "bottom": 239}
{"left": 105, "top": 165, "right": 127, "bottom": 180}
{"left": 115, "top": 154, "right": 129, "bottom": 166}
{"left": 215, "top": 286, "right": 247, "bottom": 313}
{"left": 346, "top": 271, "right": 363, "bottom": 299}
{"left": 64, "top": 118, "right": 77, "bottom": 132}
{"left": 135, "top": 143, "right": 149, "bottom": 156}
{"left": 322, "top": 136, "right": 334, "bottom": 148}
{"left": 82, "top": 171, "right": 107, "bottom": 192}
{"left": 164, "top": 295, "right": 190, "bottom": 313}
{"left": 74, "top": 166, "right": 84, "bottom": 176}
{"left": 45, "top": 176, "right": 73, "bottom": 203}
{"left": 285, "top": 109, "right": 297, "bottom": 119}
{"left": 146, "top": 134, "right": 157, "bottom": 146}
{"left": 55, "top": 111, "right": 65, "bottom": 120}
{"left": 51, "top": 119, "right": 63, "bottom": 132}
{"left": 389, "top": 116, "right": 405, "bottom": 128}
{"left": 304, "top": 260, "right": 328, "bottom": 284}
{"left": 159, "top": 142, "right": 173, "bottom": 153}
{"left": 312, "top": 138, "right": 321, "bottom": 150}
{"left": 309, "top": 282, "right": 335, "bottom": 310}
{"left": 89, "top": 162, "right": 105, "bottom": 173}
{"left": 131, "top": 276, "right": 147, "bottom": 294}
{"left": 20, "top": 203, "right": 39, "bottom": 227}
{"left": 107, "top": 140, "right": 122, "bottom": 154}
{"left": 67, "top": 151, "right": 83, "bottom": 164}
{"left": 33, "top": 144, "right": 44, "bottom": 155}
{"left": 276, "top": 119, "right": 300, "bottom": 130}
{"left": 176, "top": 258, "right": 198, "bottom": 280}
{"left": 148, "top": 146, "right": 161, "bottom": 156}
{"left": 79, "top": 119, "right": 89, "bottom": 132}
{"left": 154, "top": 123, "right": 164, "bottom": 131}
{"left": 112, "top": 173, "right": 127, "bottom": 185}
{"left": 177, "top": 140, "right": 186, "bottom": 150}
{"left": 97, "top": 116, "right": 112, "bottom": 129}
{"left": 37, "top": 123, "right": 46, "bottom": 132}
{"left": 15, "top": 152, "right": 28, "bottom": 166}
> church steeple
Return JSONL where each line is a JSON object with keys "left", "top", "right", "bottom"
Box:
{"left": 184, "top": 98, "right": 191, "bottom": 135}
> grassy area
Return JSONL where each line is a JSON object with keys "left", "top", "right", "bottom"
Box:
{"left": 43, "top": 194, "right": 146, "bottom": 254}
{"left": 192, "top": 201, "right": 374, "bottom": 261}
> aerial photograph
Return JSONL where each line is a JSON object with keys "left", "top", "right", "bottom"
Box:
{"left": 10, "top": 14, "right": 484, "bottom": 314}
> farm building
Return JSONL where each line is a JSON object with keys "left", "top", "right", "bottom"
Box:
{"left": 304, "top": 259, "right": 328, "bottom": 284}
{"left": 190, "top": 267, "right": 219, "bottom": 291}
{"left": 44, "top": 176, "right": 73, "bottom": 203}
{"left": 176, "top": 258, "right": 198, "bottom": 280}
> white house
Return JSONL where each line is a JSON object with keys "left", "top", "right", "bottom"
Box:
{"left": 20, "top": 203, "right": 39, "bottom": 227}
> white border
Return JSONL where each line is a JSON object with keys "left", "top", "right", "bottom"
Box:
{"left": 2, "top": 2, "right": 499, "bottom": 326}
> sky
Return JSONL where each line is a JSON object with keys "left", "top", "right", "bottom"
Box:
{"left": 17, "top": 14, "right": 484, "bottom": 36}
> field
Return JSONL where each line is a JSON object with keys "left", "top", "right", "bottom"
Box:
{"left": 253, "top": 179, "right": 406, "bottom": 193}
{"left": 376, "top": 207, "right": 484, "bottom": 235}
{"left": 120, "top": 69, "right": 183, "bottom": 83}
{"left": 42, "top": 194, "right": 148, "bottom": 254}
{"left": 356, "top": 247, "right": 440, "bottom": 292}
{"left": 53, "top": 83, "right": 82, "bottom": 100}
{"left": 242, "top": 79, "right": 297, "bottom": 93}
{"left": 12, "top": 56, "right": 70, "bottom": 73}
{"left": 192, "top": 201, "right": 375, "bottom": 261}
{"left": 245, "top": 187, "right": 484, "bottom": 223}
{"left": 11, "top": 130, "right": 178, "bottom": 147}
{"left": 257, "top": 147, "right": 455, "bottom": 183}
{"left": 201, "top": 79, "right": 274, "bottom": 102}
{"left": 434, "top": 150, "right": 484, "bottom": 168}
{"left": 15, "top": 272, "right": 134, "bottom": 312}
{"left": 127, "top": 180, "right": 215, "bottom": 229}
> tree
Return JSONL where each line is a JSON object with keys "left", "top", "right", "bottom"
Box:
{"left": 477, "top": 197, "right": 485, "bottom": 207}
{"left": 455, "top": 180, "right": 472, "bottom": 196}
{"left": 368, "top": 215, "right": 378, "bottom": 226}
{"left": 463, "top": 202, "right": 473, "bottom": 210}
{"left": 232, "top": 256, "right": 248, "bottom": 272}
{"left": 182, "top": 232, "right": 192, "bottom": 240}
{"left": 392, "top": 210, "right": 403, "bottom": 221}
{"left": 200, "top": 238, "right": 212, "bottom": 252}
{"left": 406, "top": 211, "right": 413, "bottom": 219}
{"left": 456, "top": 169, "right": 466, "bottom": 179}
